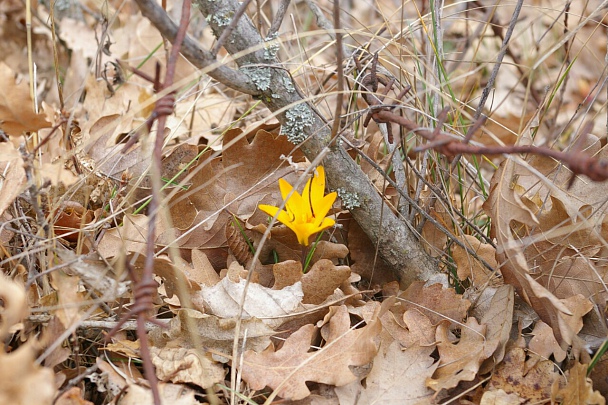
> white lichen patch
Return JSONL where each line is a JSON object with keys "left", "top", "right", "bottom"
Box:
{"left": 263, "top": 34, "right": 280, "bottom": 60}
{"left": 281, "top": 76, "right": 295, "bottom": 93}
{"left": 206, "top": 12, "right": 231, "bottom": 27}
{"left": 242, "top": 67, "right": 272, "bottom": 91}
{"left": 336, "top": 187, "right": 361, "bottom": 210}
{"left": 281, "top": 104, "right": 314, "bottom": 144}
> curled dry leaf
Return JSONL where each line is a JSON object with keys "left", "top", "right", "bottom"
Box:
{"left": 191, "top": 265, "right": 304, "bottom": 328}
{"left": 150, "top": 346, "right": 226, "bottom": 389}
{"left": 162, "top": 128, "right": 304, "bottom": 249}
{"left": 427, "top": 317, "right": 500, "bottom": 392}
{"left": 240, "top": 305, "right": 381, "bottom": 401}
{"left": 485, "top": 139, "right": 608, "bottom": 347}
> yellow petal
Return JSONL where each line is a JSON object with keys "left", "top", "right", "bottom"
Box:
{"left": 313, "top": 192, "right": 337, "bottom": 227}
{"left": 310, "top": 166, "right": 326, "bottom": 209}
{"left": 259, "top": 204, "right": 297, "bottom": 229}
{"left": 279, "top": 178, "right": 305, "bottom": 221}
{"left": 259, "top": 204, "right": 280, "bottom": 219}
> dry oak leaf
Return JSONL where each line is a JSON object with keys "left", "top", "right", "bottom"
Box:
{"left": 0, "top": 62, "right": 50, "bottom": 135}
{"left": 477, "top": 284, "right": 515, "bottom": 374}
{"left": 192, "top": 265, "right": 304, "bottom": 328}
{"left": 163, "top": 128, "right": 304, "bottom": 247}
{"left": 0, "top": 142, "right": 26, "bottom": 217}
{"left": 240, "top": 305, "right": 381, "bottom": 401}
{"left": 427, "top": 317, "right": 500, "bottom": 392}
{"left": 529, "top": 320, "right": 567, "bottom": 362}
{"left": 118, "top": 382, "right": 200, "bottom": 405}
{"left": 488, "top": 346, "right": 562, "bottom": 402}
{"left": 380, "top": 307, "right": 437, "bottom": 349}
{"left": 301, "top": 259, "right": 351, "bottom": 305}
{"left": 398, "top": 281, "right": 471, "bottom": 326}
{"left": 0, "top": 275, "right": 56, "bottom": 405}
{"left": 479, "top": 389, "right": 525, "bottom": 405}
{"left": 334, "top": 340, "right": 437, "bottom": 404}
{"left": 453, "top": 234, "right": 500, "bottom": 287}
{"left": 150, "top": 346, "right": 225, "bottom": 389}
{"left": 150, "top": 309, "right": 274, "bottom": 362}
{"left": 552, "top": 362, "right": 605, "bottom": 405}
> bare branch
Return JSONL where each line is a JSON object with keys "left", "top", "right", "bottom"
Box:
{"left": 134, "top": 0, "right": 260, "bottom": 95}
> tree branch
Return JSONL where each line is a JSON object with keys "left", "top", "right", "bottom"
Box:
{"left": 134, "top": 0, "right": 260, "bottom": 95}
{"left": 136, "top": 0, "right": 438, "bottom": 286}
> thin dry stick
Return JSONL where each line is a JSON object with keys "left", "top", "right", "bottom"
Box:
{"left": 267, "top": 0, "right": 290, "bottom": 38}
{"left": 329, "top": 0, "right": 343, "bottom": 140}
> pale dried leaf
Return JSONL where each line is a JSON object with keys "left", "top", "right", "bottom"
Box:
{"left": 0, "top": 62, "right": 50, "bottom": 135}
{"left": 192, "top": 273, "right": 304, "bottom": 328}
{"left": 480, "top": 389, "right": 525, "bottom": 405}
{"left": 150, "top": 309, "right": 274, "bottom": 360}
{"left": 150, "top": 346, "right": 225, "bottom": 389}
{"left": 0, "top": 143, "right": 26, "bottom": 217}
{"left": 334, "top": 341, "right": 437, "bottom": 404}
{"left": 552, "top": 362, "right": 605, "bottom": 405}
{"left": 240, "top": 305, "right": 381, "bottom": 400}
{"left": 118, "top": 383, "right": 200, "bottom": 405}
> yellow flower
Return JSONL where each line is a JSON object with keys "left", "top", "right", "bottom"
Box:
{"left": 259, "top": 166, "right": 337, "bottom": 246}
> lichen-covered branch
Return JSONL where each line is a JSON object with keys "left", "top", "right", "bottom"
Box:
{"left": 135, "top": 0, "right": 438, "bottom": 285}
{"left": 134, "top": 0, "right": 259, "bottom": 95}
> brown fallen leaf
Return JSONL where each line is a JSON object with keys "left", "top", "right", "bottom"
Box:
{"left": 301, "top": 259, "right": 351, "bottom": 305}
{"left": 334, "top": 340, "right": 437, "bottom": 404}
{"left": 0, "top": 275, "right": 56, "bottom": 405}
{"left": 552, "top": 362, "right": 605, "bottom": 405}
{"left": 529, "top": 320, "right": 567, "bottom": 362}
{"left": 453, "top": 234, "right": 501, "bottom": 287}
{"left": 398, "top": 281, "right": 471, "bottom": 326}
{"left": 488, "top": 346, "right": 563, "bottom": 401}
{"left": 0, "top": 62, "right": 50, "bottom": 135}
{"left": 427, "top": 317, "right": 500, "bottom": 392}
{"left": 240, "top": 305, "right": 381, "bottom": 400}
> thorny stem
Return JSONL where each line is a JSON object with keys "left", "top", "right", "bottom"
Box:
{"left": 104, "top": 2, "right": 192, "bottom": 405}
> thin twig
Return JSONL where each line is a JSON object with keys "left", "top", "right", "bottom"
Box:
{"left": 267, "top": 0, "right": 290, "bottom": 38}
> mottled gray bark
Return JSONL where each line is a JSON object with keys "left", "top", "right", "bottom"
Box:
{"left": 135, "top": 0, "right": 438, "bottom": 286}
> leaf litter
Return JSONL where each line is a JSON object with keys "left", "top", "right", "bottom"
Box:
{"left": 1, "top": 0, "right": 608, "bottom": 404}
